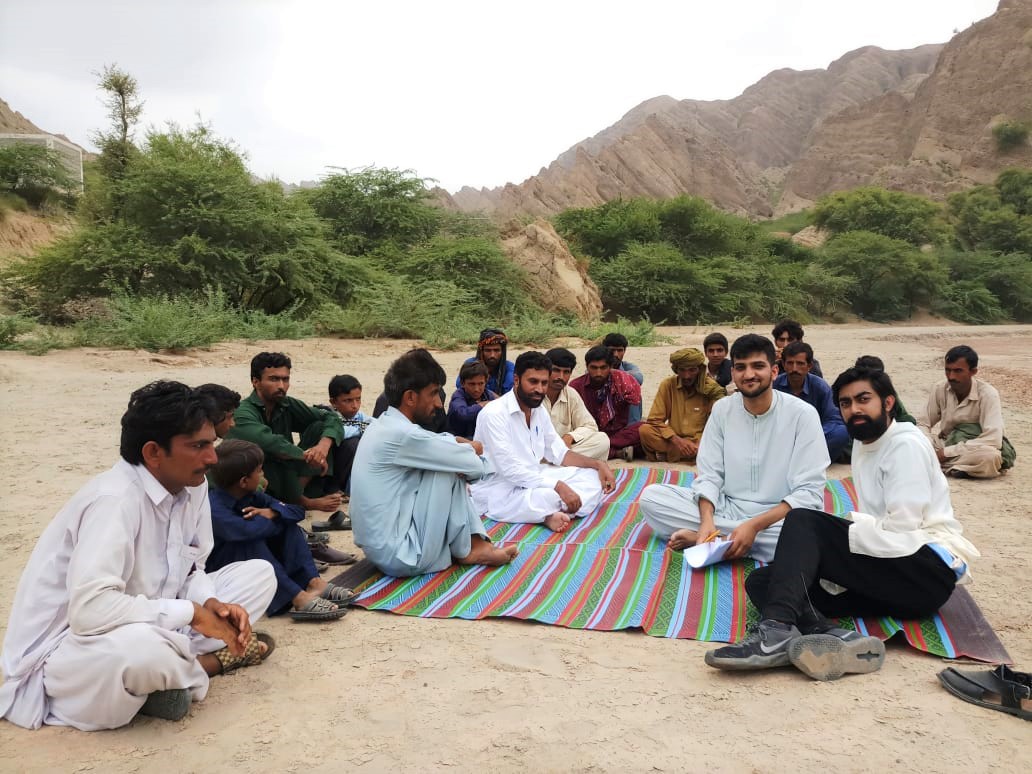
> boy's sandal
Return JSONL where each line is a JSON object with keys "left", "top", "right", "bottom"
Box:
{"left": 213, "top": 631, "right": 276, "bottom": 675}
{"left": 290, "top": 596, "right": 349, "bottom": 621}
{"left": 937, "top": 665, "right": 1032, "bottom": 721}
{"left": 319, "top": 583, "right": 357, "bottom": 605}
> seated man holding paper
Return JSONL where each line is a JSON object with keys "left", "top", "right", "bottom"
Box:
{"left": 473, "top": 351, "right": 616, "bottom": 533}
{"left": 638, "top": 334, "right": 828, "bottom": 562}
{"left": 704, "top": 366, "right": 979, "bottom": 680}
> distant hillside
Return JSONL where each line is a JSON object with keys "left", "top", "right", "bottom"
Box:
{"left": 448, "top": 1, "right": 1030, "bottom": 219}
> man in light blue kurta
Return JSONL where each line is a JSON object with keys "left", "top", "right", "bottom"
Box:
{"left": 639, "top": 334, "right": 829, "bottom": 562}
{"left": 350, "top": 349, "right": 518, "bottom": 577}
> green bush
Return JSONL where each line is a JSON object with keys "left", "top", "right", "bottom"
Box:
{"left": 932, "top": 280, "right": 1006, "bottom": 324}
{"left": 758, "top": 210, "right": 811, "bottom": 235}
{"left": 812, "top": 187, "right": 947, "bottom": 245}
{"left": 992, "top": 120, "right": 1030, "bottom": 152}
{"left": 0, "top": 314, "right": 34, "bottom": 348}
{"left": 948, "top": 169, "right": 1032, "bottom": 255}
{"left": 0, "top": 142, "right": 76, "bottom": 208}
{"left": 553, "top": 198, "right": 662, "bottom": 259}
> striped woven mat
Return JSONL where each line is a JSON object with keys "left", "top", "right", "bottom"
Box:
{"left": 337, "top": 469, "right": 1010, "bottom": 663}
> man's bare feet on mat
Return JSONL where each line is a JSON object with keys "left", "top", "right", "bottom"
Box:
{"left": 544, "top": 512, "right": 572, "bottom": 533}
{"left": 668, "top": 528, "right": 699, "bottom": 551}
{"left": 301, "top": 493, "right": 342, "bottom": 513}
{"left": 457, "top": 536, "right": 518, "bottom": 566}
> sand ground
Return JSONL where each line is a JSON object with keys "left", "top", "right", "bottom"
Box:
{"left": 1, "top": 323, "right": 1030, "bottom": 773}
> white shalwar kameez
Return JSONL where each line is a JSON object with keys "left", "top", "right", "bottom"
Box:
{"left": 0, "top": 461, "right": 276, "bottom": 730}
{"left": 639, "top": 391, "right": 829, "bottom": 561}
{"left": 472, "top": 391, "right": 603, "bottom": 523}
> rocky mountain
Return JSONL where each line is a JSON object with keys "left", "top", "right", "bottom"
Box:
{"left": 0, "top": 98, "right": 45, "bottom": 134}
{"left": 450, "top": 1, "right": 1030, "bottom": 219}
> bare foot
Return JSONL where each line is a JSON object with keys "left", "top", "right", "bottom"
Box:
{"left": 300, "top": 492, "right": 342, "bottom": 513}
{"left": 544, "top": 512, "right": 572, "bottom": 533}
{"left": 668, "top": 528, "right": 699, "bottom": 551}
{"left": 456, "top": 535, "right": 519, "bottom": 567}
{"left": 306, "top": 577, "right": 328, "bottom": 593}
{"left": 292, "top": 589, "right": 321, "bottom": 610}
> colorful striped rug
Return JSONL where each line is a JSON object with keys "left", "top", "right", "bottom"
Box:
{"left": 338, "top": 469, "right": 1010, "bottom": 663}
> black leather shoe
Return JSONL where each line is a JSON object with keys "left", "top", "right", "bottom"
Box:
{"left": 310, "top": 542, "right": 358, "bottom": 565}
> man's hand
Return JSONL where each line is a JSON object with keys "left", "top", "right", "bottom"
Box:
{"left": 671, "top": 436, "right": 699, "bottom": 458}
{"left": 192, "top": 598, "right": 252, "bottom": 655}
{"left": 697, "top": 513, "right": 718, "bottom": 544}
{"left": 455, "top": 437, "right": 484, "bottom": 456}
{"left": 555, "top": 480, "right": 582, "bottom": 514}
{"left": 596, "top": 462, "right": 616, "bottom": 494}
{"left": 242, "top": 506, "right": 277, "bottom": 521}
{"left": 562, "top": 433, "right": 575, "bottom": 449}
{"left": 477, "top": 399, "right": 491, "bottom": 407}
{"left": 302, "top": 438, "right": 333, "bottom": 470}
{"left": 936, "top": 447, "right": 947, "bottom": 463}
{"left": 725, "top": 520, "right": 760, "bottom": 560}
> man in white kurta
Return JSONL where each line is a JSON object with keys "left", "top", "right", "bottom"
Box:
{"left": 472, "top": 351, "right": 615, "bottom": 533}
{"left": 0, "top": 382, "right": 277, "bottom": 730}
{"left": 639, "top": 334, "right": 829, "bottom": 562}
{"left": 543, "top": 347, "right": 610, "bottom": 462}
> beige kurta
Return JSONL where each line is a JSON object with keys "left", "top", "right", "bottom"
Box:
{"left": 544, "top": 386, "right": 610, "bottom": 462}
{"left": 640, "top": 375, "right": 725, "bottom": 462}
{"left": 918, "top": 378, "right": 1005, "bottom": 478}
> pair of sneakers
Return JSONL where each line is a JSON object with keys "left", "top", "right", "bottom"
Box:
{"left": 704, "top": 619, "right": 885, "bottom": 681}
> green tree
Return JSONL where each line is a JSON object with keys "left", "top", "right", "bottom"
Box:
{"left": 0, "top": 142, "right": 75, "bottom": 207}
{"left": 948, "top": 169, "right": 1032, "bottom": 255}
{"left": 992, "top": 120, "right": 1029, "bottom": 152}
{"left": 300, "top": 168, "right": 442, "bottom": 255}
{"left": 656, "top": 195, "right": 761, "bottom": 258}
{"left": 817, "top": 231, "right": 944, "bottom": 320}
{"left": 812, "top": 187, "right": 946, "bottom": 245}
{"left": 553, "top": 198, "right": 662, "bottom": 259}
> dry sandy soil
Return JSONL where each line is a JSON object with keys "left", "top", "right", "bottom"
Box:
{"left": 1, "top": 323, "right": 1031, "bottom": 773}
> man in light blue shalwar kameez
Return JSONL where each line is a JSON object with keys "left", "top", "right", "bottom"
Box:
{"left": 350, "top": 349, "right": 518, "bottom": 577}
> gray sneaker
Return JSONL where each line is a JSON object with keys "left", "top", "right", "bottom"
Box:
{"left": 704, "top": 619, "right": 801, "bottom": 670}
{"left": 138, "top": 688, "right": 190, "bottom": 721}
{"left": 788, "top": 629, "right": 886, "bottom": 681}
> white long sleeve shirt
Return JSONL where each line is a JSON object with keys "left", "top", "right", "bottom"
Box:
{"left": 1, "top": 461, "right": 217, "bottom": 729}
{"left": 691, "top": 391, "right": 829, "bottom": 517}
{"left": 849, "top": 420, "right": 979, "bottom": 573}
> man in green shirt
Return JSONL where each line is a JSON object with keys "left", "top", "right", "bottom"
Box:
{"left": 226, "top": 352, "right": 345, "bottom": 524}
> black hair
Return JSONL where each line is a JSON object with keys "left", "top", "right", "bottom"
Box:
{"left": 703, "top": 332, "right": 729, "bottom": 351}
{"left": 195, "top": 383, "right": 241, "bottom": 417}
{"left": 584, "top": 344, "right": 615, "bottom": 367}
{"left": 854, "top": 355, "right": 885, "bottom": 371}
{"left": 250, "top": 351, "right": 292, "bottom": 380}
{"left": 832, "top": 367, "right": 899, "bottom": 418}
{"left": 602, "top": 332, "right": 629, "bottom": 348}
{"left": 210, "top": 439, "right": 264, "bottom": 490}
{"left": 771, "top": 319, "right": 804, "bottom": 341}
{"left": 545, "top": 347, "right": 577, "bottom": 370}
{"left": 782, "top": 341, "right": 813, "bottom": 363}
{"left": 120, "top": 381, "right": 219, "bottom": 465}
{"left": 458, "top": 360, "right": 490, "bottom": 382}
{"left": 384, "top": 348, "right": 448, "bottom": 408}
{"left": 730, "top": 334, "right": 776, "bottom": 365}
{"left": 945, "top": 345, "right": 978, "bottom": 369}
{"left": 328, "top": 374, "right": 362, "bottom": 398}
{"left": 514, "top": 351, "right": 553, "bottom": 377}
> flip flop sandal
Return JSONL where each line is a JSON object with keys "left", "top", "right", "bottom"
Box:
{"left": 938, "top": 665, "right": 1032, "bottom": 721}
{"left": 290, "top": 596, "right": 349, "bottom": 622}
{"left": 320, "top": 583, "right": 357, "bottom": 605}
{"left": 212, "top": 631, "right": 276, "bottom": 675}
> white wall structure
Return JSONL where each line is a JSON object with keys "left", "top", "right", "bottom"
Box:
{"left": 0, "top": 133, "right": 84, "bottom": 191}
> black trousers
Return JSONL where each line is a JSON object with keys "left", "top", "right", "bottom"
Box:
{"left": 328, "top": 435, "right": 362, "bottom": 493}
{"left": 747, "top": 508, "right": 957, "bottom": 625}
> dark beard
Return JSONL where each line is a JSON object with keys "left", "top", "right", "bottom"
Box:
{"left": 847, "top": 411, "right": 889, "bottom": 442}
{"left": 517, "top": 386, "right": 545, "bottom": 409}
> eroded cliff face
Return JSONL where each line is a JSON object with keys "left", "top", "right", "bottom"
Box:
{"left": 452, "top": 2, "right": 1029, "bottom": 219}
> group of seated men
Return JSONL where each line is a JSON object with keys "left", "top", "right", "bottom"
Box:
{"left": 0, "top": 324, "right": 1013, "bottom": 730}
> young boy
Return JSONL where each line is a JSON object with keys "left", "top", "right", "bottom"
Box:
{"left": 207, "top": 440, "right": 354, "bottom": 621}
{"left": 703, "top": 332, "right": 733, "bottom": 389}
{"left": 448, "top": 360, "right": 498, "bottom": 438}
{"left": 312, "top": 375, "right": 372, "bottom": 532}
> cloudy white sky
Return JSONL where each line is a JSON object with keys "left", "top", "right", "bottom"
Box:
{"left": 0, "top": 0, "right": 1000, "bottom": 192}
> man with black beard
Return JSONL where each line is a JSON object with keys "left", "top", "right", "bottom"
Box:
{"left": 473, "top": 351, "right": 615, "bottom": 533}
{"left": 704, "top": 367, "right": 979, "bottom": 681}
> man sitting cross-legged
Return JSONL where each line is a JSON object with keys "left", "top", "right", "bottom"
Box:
{"left": 226, "top": 352, "right": 346, "bottom": 529}
{"left": 350, "top": 349, "right": 518, "bottom": 576}
{"left": 0, "top": 382, "right": 277, "bottom": 730}
{"left": 543, "top": 347, "right": 610, "bottom": 462}
{"left": 639, "top": 347, "right": 726, "bottom": 463}
{"left": 569, "top": 345, "right": 644, "bottom": 461}
{"left": 207, "top": 440, "right": 353, "bottom": 623}
{"left": 638, "top": 334, "right": 829, "bottom": 562}
{"left": 773, "top": 341, "right": 850, "bottom": 462}
{"left": 918, "top": 345, "right": 1015, "bottom": 479}
{"left": 705, "top": 367, "right": 979, "bottom": 680}
{"left": 473, "top": 351, "right": 616, "bottom": 533}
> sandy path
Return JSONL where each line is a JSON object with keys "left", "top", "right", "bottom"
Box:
{"left": 1, "top": 324, "right": 1030, "bottom": 772}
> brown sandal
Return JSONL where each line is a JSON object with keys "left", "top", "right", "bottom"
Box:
{"left": 212, "top": 631, "right": 276, "bottom": 675}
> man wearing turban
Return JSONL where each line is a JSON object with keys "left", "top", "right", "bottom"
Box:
{"left": 640, "top": 348, "right": 727, "bottom": 462}
{"left": 455, "top": 328, "right": 515, "bottom": 396}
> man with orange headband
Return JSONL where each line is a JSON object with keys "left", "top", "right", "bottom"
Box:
{"left": 640, "top": 348, "right": 726, "bottom": 463}
{"left": 456, "top": 328, "right": 515, "bottom": 395}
